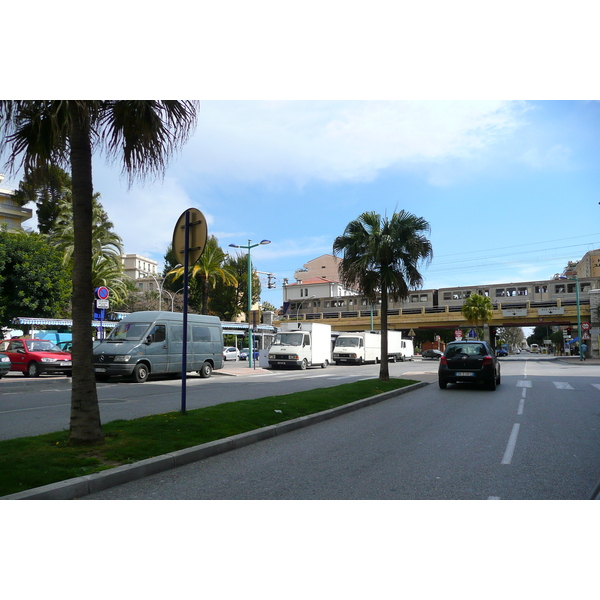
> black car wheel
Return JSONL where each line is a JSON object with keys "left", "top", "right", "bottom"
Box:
{"left": 27, "top": 361, "right": 41, "bottom": 377}
{"left": 438, "top": 379, "right": 447, "bottom": 389}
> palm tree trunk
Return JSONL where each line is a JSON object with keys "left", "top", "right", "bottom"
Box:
{"left": 68, "top": 104, "right": 104, "bottom": 445}
{"left": 202, "top": 277, "right": 209, "bottom": 315}
{"left": 379, "top": 286, "right": 390, "bottom": 381}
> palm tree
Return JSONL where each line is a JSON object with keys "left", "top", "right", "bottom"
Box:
{"left": 167, "top": 235, "right": 238, "bottom": 314}
{"left": 461, "top": 294, "right": 494, "bottom": 340}
{"left": 333, "top": 210, "right": 433, "bottom": 381}
{"left": 0, "top": 101, "right": 198, "bottom": 444}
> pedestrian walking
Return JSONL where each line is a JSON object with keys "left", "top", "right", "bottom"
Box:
{"left": 581, "top": 342, "right": 588, "bottom": 360}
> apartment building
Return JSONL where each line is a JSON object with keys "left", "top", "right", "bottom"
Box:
{"left": 0, "top": 175, "right": 33, "bottom": 231}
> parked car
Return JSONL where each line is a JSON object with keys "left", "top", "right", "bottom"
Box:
{"left": 0, "top": 353, "right": 11, "bottom": 378}
{"left": 421, "top": 348, "right": 443, "bottom": 360}
{"left": 438, "top": 340, "right": 500, "bottom": 390}
{"left": 496, "top": 348, "right": 508, "bottom": 357}
{"left": 0, "top": 338, "right": 72, "bottom": 377}
{"left": 239, "top": 347, "right": 259, "bottom": 361}
{"left": 222, "top": 346, "right": 240, "bottom": 361}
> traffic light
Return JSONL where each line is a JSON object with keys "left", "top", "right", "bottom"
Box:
{"left": 267, "top": 274, "right": 276, "bottom": 289}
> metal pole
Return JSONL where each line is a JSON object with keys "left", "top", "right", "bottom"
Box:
{"left": 575, "top": 276, "right": 583, "bottom": 361}
{"left": 181, "top": 211, "right": 190, "bottom": 413}
{"left": 247, "top": 240, "right": 253, "bottom": 369}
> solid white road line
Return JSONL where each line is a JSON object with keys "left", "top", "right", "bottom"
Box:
{"left": 501, "top": 423, "right": 521, "bottom": 465}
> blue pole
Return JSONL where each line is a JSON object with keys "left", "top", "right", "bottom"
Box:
{"left": 181, "top": 210, "right": 190, "bottom": 413}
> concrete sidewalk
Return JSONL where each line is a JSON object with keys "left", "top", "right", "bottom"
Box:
{"left": 2, "top": 379, "right": 429, "bottom": 500}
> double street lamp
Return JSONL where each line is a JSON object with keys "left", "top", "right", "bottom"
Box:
{"left": 229, "top": 239, "right": 271, "bottom": 368}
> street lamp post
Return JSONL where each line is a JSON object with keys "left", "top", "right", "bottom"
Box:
{"left": 562, "top": 275, "right": 583, "bottom": 361}
{"left": 229, "top": 239, "right": 271, "bottom": 368}
{"left": 296, "top": 295, "right": 315, "bottom": 320}
{"left": 141, "top": 271, "right": 165, "bottom": 312}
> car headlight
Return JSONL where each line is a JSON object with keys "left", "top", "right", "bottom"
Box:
{"left": 0, "top": 356, "right": 9, "bottom": 363}
{"left": 114, "top": 355, "right": 132, "bottom": 363}
{"left": 41, "top": 357, "right": 58, "bottom": 363}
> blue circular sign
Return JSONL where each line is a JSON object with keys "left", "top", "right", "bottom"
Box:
{"left": 95, "top": 286, "right": 110, "bottom": 300}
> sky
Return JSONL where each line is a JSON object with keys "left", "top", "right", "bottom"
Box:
{"left": 3, "top": 100, "right": 599, "bottom": 311}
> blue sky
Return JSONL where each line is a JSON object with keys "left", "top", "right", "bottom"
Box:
{"left": 2, "top": 100, "right": 599, "bottom": 310}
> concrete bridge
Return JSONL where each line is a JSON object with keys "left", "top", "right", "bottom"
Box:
{"left": 275, "top": 299, "right": 592, "bottom": 333}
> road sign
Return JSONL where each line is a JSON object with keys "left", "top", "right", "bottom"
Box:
{"left": 95, "top": 286, "right": 109, "bottom": 300}
{"left": 172, "top": 208, "right": 207, "bottom": 266}
{"left": 96, "top": 299, "right": 109, "bottom": 309}
{"left": 582, "top": 322, "right": 591, "bottom": 330}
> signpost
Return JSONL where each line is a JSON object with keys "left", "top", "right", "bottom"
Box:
{"left": 94, "top": 287, "right": 110, "bottom": 339}
{"left": 172, "top": 208, "right": 207, "bottom": 414}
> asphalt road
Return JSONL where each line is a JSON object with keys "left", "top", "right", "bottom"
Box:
{"left": 80, "top": 357, "right": 600, "bottom": 500}
{"left": 0, "top": 358, "right": 433, "bottom": 440}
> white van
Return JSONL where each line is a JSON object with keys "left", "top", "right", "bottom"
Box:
{"left": 93, "top": 311, "right": 223, "bottom": 382}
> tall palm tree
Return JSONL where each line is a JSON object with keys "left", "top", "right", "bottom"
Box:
{"left": 0, "top": 101, "right": 198, "bottom": 444}
{"left": 333, "top": 210, "right": 433, "bottom": 381}
{"left": 461, "top": 294, "right": 494, "bottom": 339}
{"left": 167, "top": 235, "right": 238, "bottom": 314}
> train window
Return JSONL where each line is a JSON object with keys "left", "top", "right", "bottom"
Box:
{"left": 420, "top": 294, "right": 428, "bottom": 302}
{"left": 581, "top": 283, "right": 591, "bottom": 292}
{"left": 411, "top": 295, "right": 419, "bottom": 302}
{"left": 518, "top": 288, "right": 528, "bottom": 296}
{"left": 507, "top": 287, "right": 516, "bottom": 296}
{"left": 496, "top": 289, "right": 505, "bottom": 297}
{"left": 477, "top": 289, "right": 490, "bottom": 296}
{"left": 443, "top": 292, "right": 452, "bottom": 300}
{"left": 567, "top": 283, "right": 576, "bottom": 293}
{"left": 535, "top": 285, "right": 548, "bottom": 293}
{"left": 554, "top": 285, "right": 565, "bottom": 294}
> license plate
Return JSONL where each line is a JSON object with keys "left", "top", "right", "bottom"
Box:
{"left": 276, "top": 361, "right": 287, "bottom": 365}
{"left": 94, "top": 367, "right": 107, "bottom": 373}
{"left": 456, "top": 372, "right": 475, "bottom": 376}
{"left": 60, "top": 361, "right": 72, "bottom": 367}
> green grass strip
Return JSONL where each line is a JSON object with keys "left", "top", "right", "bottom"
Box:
{"left": 0, "top": 378, "right": 417, "bottom": 496}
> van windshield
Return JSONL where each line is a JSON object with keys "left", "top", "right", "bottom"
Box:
{"left": 335, "top": 337, "right": 359, "bottom": 348}
{"left": 107, "top": 322, "right": 152, "bottom": 341}
{"left": 272, "top": 333, "right": 303, "bottom": 346}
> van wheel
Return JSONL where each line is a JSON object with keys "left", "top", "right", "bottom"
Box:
{"left": 321, "top": 360, "right": 328, "bottom": 369}
{"left": 199, "top": 362, "right": 213, "bottom": 378}
{"left": 300, "top": 359, "right": 308, "bottom": 370}
{"left": 131, "top": 363, "right": 149, "bottom": 383}
{"left": 358, "top": 357, "right": 363, "bottom": 365}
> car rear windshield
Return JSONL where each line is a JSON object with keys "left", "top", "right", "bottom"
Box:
{"left": 446, "top": 343, "right": 488, "bottom": 358}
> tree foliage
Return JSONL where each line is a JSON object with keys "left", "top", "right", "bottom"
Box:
{"left": 333, "top": 210, "right": 433, "bottom": 381}
{"left": 461, "top": 294, "right": 494, "bottom": 329}
{"left": 0, "top": 100, "right": 198, "bottom": 445}
{"left": 0, "top": 230, "right": 71, "bottom": 326}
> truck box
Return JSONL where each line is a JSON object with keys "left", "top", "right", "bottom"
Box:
{"left": 333, "top": 331, "right": 382, "bottom": 364}
{"left": 268, "top": 322, "right": 332, "bottom": 369}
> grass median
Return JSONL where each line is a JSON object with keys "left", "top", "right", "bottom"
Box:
{"left": 0, "top": 377, "right": 418, "bottom": 497}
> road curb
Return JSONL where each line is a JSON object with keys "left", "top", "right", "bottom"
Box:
{"left": 2, "top": 380, "right": 429, "bottom": 500}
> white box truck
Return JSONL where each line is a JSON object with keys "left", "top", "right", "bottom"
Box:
{"left": 268, "top": 322, "right": 331, "bottom": 370}
{"left": 333, "top": 331, "right": 382, "bottom": 365}
{"left": 387, "top": 330, "right": 414, "bottom": 362}
{"left": 332, "top": 330, "right": 414, "bottom": 364}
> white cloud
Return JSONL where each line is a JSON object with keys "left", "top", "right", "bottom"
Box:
{"left": 177, "top": 101, "right": 529, "bottom": 186}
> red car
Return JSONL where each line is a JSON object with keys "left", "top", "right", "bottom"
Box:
{"left": 0, "top": 338, "right": 72, "bottom": 377}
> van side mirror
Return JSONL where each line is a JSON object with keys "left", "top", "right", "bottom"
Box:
{"left": 145, "top": 335, "right": 153, "bottom": 345}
